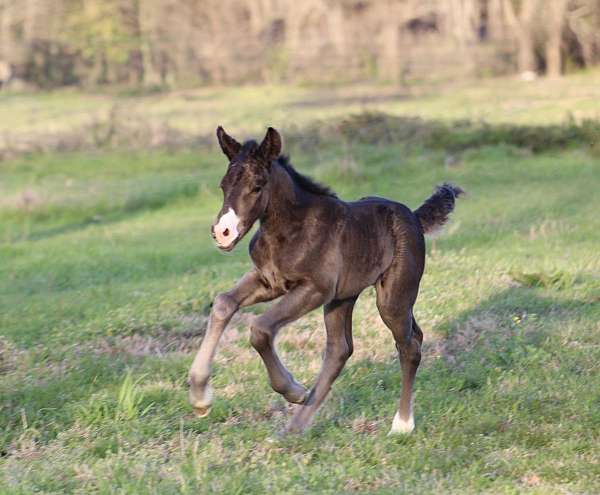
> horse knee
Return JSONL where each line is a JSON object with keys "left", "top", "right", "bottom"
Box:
{"left": 339, "top": 339, "right": 353, "bottom": 362}
{"left": 412, "top": 319, "right": 424, "bottom": 345}
{"left": 407, "top": 338, "right": 422, "bottom": 367}
{"left": 326, "top": 339, "right": 352, "bottom": 368}
{"left": 410, "top": 322, "right": 423, "bottom": 366}
{"left": 396, "top": 337, "right": 421, "bottom": 367}
{"left": 249, "top": 317, "right": 272, "bottom": 352}
{"left": 212, "top": 293, "right": 238, "bottom": 321}
{"left": 345, "top": 340, "right": 354, "bottom": 359}
{"left": 410, "top": 344, "right": 422, "bottom": 367}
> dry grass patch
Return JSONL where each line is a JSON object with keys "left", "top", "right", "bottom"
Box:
{"left": 90, "top": 312, "right": 258, "bottom": 358}
{"left": 440, "top": 314, "right": 502, "bottom": 364}
{"left": 0, "top": 337, "right": 22, "bottom": 374}
{"left": 0, "top": 189, "right": 47, "bottom": 211}
{"left": 351, "top": 414, "right": 382, "bottom": 435}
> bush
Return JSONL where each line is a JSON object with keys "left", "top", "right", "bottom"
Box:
{"left": 1, "top": 109, "right": 598, "bottom": 160}
{"left": 287, "top": 112, "right": 600, "bottom": 154}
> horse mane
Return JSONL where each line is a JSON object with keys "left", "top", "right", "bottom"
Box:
{"left": 276, "top": 155, "right": 337, "bottom": 198}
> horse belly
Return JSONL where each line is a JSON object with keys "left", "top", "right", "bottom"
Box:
{"left": 335, "top": 240, "right": 393, "bottom": 298}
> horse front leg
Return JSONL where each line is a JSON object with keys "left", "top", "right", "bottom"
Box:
{"left": 249, "top": 283, "right": 332, "bottom": 405}
{"left": 188, "top": 270, "right": 282, "bottom": 417}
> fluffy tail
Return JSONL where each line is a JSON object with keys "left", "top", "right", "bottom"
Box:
{"left": 414, "top": 183, "right": 464, "bottom": 234}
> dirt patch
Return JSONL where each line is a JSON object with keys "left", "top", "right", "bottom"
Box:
{"left": 437, "top": 313, "right": 501, "bottom": 364}
{"left": 521, "top": 473, "right": 542, "bottom": 487}
{"left": 351, "top": 414, "right": 382, "bottom": 435}
{"left": 0, "top": 189, "right": 46, "bottom": 211}
{"left": 428, "top": 310, "right": 543, "bottom": 368}
{"left": 289, "top": 91, "right": 409, "bottom": 108}
{"left": 93, "top": 312, "right": 256, "bottom": 358}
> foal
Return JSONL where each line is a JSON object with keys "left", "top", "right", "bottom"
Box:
{"left": 188, "top": 126, "right": 462, "bottom": 434}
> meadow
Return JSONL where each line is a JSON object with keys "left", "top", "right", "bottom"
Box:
{"left": 1, "top": 74, "right": 600, "bottom": 493}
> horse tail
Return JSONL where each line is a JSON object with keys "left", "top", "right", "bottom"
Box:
{"left": 414, "top": 183, "right": 463, "bottom": 235}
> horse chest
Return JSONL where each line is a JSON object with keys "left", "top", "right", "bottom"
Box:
{"left": 250, "top": 237, "right": 296, "bottom": 292}
{"left": 260, "top": 262, "right": 290, "bottom": 292}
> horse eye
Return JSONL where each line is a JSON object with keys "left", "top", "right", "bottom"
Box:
{"left": 251, "top": 185, "right": 262, "bottom": 194}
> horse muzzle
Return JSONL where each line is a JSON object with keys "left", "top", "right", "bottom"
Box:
{"left": 212, "top": 207, "right": 241, "bottom": 251}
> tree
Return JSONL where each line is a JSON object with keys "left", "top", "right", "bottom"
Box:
{"left": 544, "top": 0, "right": 569, "bottom": 76}
{"left": 502, "top": 0, "right": 540, "bottom": 74}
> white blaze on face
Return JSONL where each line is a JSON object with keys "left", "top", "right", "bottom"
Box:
{"left": 214, "top": 207, "right": 240, "bottom": 248}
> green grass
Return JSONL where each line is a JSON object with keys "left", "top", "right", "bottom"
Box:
{"left": 1, "top": 79, "right": 600, "bottom": 493}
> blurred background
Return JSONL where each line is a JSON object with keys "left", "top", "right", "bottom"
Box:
{"left": 2, "top": 0, "right": 600, "bottom": 158}
{"left": 1, "top": 0, "right": 600, "bottom": 89}
{"left": 2, "top": 2, "right": 600, "bottom": 493}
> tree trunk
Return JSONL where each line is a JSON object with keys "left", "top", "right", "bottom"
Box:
{"left": 545, "top": 30, "right": 562, "bottom": 77}
{"left": 329, "top": 3, "right": 346, "bottom": 56}
{"left": 138, "top": 0, "right": 161, "bottom": 86}
{"left": 379, "top": 1, "right": 400, "bottom": 82}
{"left": 502, "top": 0, "right": 539, "bottom": 73}
{"left": 121, "top": 0, "right": 144, "bottom": 86}
{"left": 545, "top": 0, "right": 568, "bottom": 77}
{"left": 23, "top": 0, "right": 37, "bottom": 44}
{"left": 517, "top": 29, "right": 536, "bottom": 73}
{"left": 0, "top": 0, "right": 13, "bottom": 60}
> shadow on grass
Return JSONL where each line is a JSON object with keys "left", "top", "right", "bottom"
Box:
{"left": 328, "top": 286, "right": 594, "bottom": 427}
{"left": 287, "top": 112, "right": 600, "bottom": 154}
{"left": 9, "top": 181, "right": 200, "bottom": 243}
{"left": 1, "top": 285, "right": 594, "bottom": 453}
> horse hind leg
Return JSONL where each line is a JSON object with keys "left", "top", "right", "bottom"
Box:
{"left": 385, "top": 313, "right": 422, "bottom": 434}
{"left": 376, "top": 274, "right": 422, "bottom": 434}
{"left": 286, "top": 296, "right": 356, "bottom": 433}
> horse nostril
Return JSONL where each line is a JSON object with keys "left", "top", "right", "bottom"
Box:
{"left": 223, "top": 228, "right": 229, "bottom": 237}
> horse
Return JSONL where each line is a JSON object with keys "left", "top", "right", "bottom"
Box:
{"left": 188, "top": 126, "right": 463, "bottom": 434}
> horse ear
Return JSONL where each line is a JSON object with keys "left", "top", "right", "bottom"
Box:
{"left": 257, "top": 127, "right": 282, "bottom": 164}
{"left": 216, "top": 126, "right": 241, "bottom": 161}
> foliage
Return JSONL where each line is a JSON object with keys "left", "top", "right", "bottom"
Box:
{"left": 61, "top": 0, "right": 133, "bottom": 85}
{"left": 295, "top": 112, "right": 600, "bottom": 153}
{"left": 0, "top": 104, "right": 599, "bottom": 160}
{"left": 509, "top": 270, "right": 577, "bottom": 290}
{"left": 77, "top": 371, "right": 153, "bottom": 425}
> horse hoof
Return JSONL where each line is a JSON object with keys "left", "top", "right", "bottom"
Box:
{"left": 284, "top": 384, "right": 309, "bottom": 405}
{"left": 189, "top": 383, "right": 213, "bottom": 417}
{"left": 192, "top": 405, "right": 211, "bottom": 418}
{"left": 283, "top": 418, "right": 308, "bottom": 435}
{"left": 388, "top": 411, "right": 415, "bottom": 435}
{"left": 301, "top": 388, "right": 313, "bottom": 405}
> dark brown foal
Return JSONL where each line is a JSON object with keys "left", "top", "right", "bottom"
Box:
{"left": 188, "top": 126, "right": 462, "bottom": 434}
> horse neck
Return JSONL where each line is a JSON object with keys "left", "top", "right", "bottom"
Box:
{"left": 260, "top": 162, "right": 308, "bottom": 232}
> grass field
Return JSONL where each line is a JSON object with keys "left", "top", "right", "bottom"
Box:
{"left": 2, "top": 70, "right": 600, "bottom": 142}
{"left": 1, "top": 74, "right": 600, "bottom": 493}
